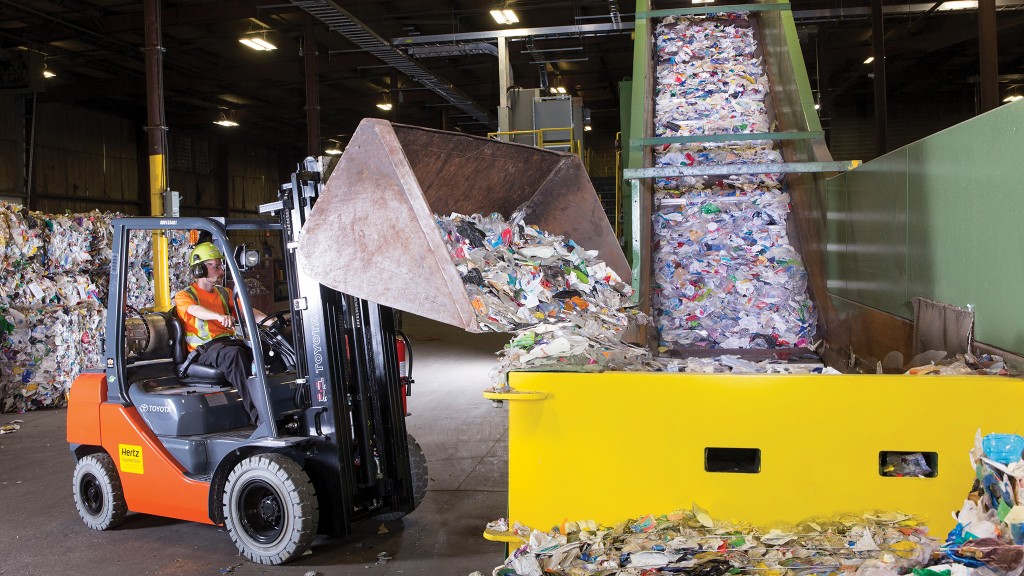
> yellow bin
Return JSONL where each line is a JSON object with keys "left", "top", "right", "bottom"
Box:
{"left": 491, "top": 372, "right": 1024, "bottom": 535}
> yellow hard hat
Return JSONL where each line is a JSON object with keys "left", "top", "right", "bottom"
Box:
{"left": 189, "top": 242, "right": 224, "bottom": 266}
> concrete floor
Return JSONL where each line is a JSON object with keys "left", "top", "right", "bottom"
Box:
{"left": 0, "top": 316, "right": 512, "bottom": 576}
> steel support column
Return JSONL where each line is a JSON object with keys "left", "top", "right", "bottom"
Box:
{"left": 304, "top": 21, "right": 321, "bottom": 156}
{"left": 144, "top": 0, "right": 170, "bottom": 309}
{"left": 871, "top": 0, "right": 887, "bottom": 158}
{"left": 497, "top": 36, "right": 512, "bottom": 137}
{"left": 978, "top": 0, "right": 999, "bottom": 112}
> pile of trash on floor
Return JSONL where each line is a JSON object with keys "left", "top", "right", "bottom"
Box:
{"left": 479, "top": 431, "right": 1024, "bottom": 576}
{"left": 436, "top": 211, "right": 656, "bottom": 383}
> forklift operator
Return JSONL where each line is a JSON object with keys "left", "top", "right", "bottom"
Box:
{"left": 174, "top": 241, "right": 266, "bottom": 423}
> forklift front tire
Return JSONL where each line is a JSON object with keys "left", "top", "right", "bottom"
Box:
{"left": 222, "top": 453, "right": 319, "bottom": 565}
{"left": 72, "top": 453, "right": 128, "bottom": 531}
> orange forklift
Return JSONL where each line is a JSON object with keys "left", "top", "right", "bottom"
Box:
{"left": 66, "top": 158, "right": 425, "bottom": 565}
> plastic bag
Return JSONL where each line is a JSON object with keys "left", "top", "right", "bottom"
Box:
{"left": 983, "top": 433, "right": 1024, "bottom": 465}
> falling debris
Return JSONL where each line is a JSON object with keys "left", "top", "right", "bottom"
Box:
{"left": 436, "top": 211, "right": 655, "bottom": 383}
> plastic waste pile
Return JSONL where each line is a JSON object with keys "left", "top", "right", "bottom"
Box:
{"left": 485, "top": 505, "right": 936, "bottom": 576}
{"left": 435, "top": 212, "right": 654, "bottom": 382}
{"left": 905, "top": 353, "right": 1012, "bottom": 376}
{"left": 939, "top": 431, "right": 1024, "bottom": 576}
{"left": 651, "top": 14, "right": 816, "bottom": 351}
{"left": 0, "top": 204, "right": 192, "bottom": 412}
{"left": 660, "top": 353, "right": 841, "bottom": 374}
{"left": 125, "top": 228, "right": 193, "bottom": 311}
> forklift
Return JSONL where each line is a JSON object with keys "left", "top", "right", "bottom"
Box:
{"left": 66, "top": 157, "right": 425, "bottom": 565}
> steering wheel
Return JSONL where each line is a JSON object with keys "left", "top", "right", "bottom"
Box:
{"left": 257, "top": 310, "right": 296, "bottom": 371}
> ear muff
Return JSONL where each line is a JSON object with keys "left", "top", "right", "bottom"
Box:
{"left": 191, "top": 263, "right": 208, "bottom": 278}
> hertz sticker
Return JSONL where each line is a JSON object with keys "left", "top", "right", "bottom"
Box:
{"left": 119, "top": 444, "right": 144, "bottom": 474}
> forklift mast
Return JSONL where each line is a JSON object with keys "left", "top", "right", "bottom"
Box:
{"left": 261, "top": 158, "right": 415, "bottom": 535}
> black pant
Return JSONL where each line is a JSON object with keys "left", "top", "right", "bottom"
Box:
{"left": 197, "top": 339, "right": 257, "bottom": 423}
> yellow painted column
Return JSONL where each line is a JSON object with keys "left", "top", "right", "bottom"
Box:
{"left": 149, "top": 154, "right": 170, "bottom": 311}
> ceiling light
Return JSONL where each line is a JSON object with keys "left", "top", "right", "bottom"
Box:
{"left": 376, "top": 102, "right": 393, "bottom": 111}
{"left": 863, "top": 56, "right": 874, "bottom": 64}
{"left": 1004, "top": 95, "right": 1023, "bottom": 103}
{"left": 43, "top": 70, "right": 55, "bottom": 78}
{"left": 324, "top": 147, "right": 342, "bottom": 155}
{"left": 556, "top": 86, "right": 567, "bottom": 94}
{"left": 814, "top": 103, "right": 821, "bottom": 110}
{"left": 490, "top": 9, "right": 519, "bottom": 25}
{"left": 691, "top": 0, "right": 716, "bottom": 4}
{"left": 214, "top": 112, "right": 239, "bottom": 127}
{"left": 583, "top": 125, "right": 592, "bottom": 132}
{"left": 239, "top": 36, "right": 277, "bottom": 51}
{"left": 936, "top": 0, "right": 978, "bottom": 10}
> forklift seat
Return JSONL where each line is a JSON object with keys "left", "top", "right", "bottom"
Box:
{"left": 165, "top": 313, "right": 230, "bottom": 387}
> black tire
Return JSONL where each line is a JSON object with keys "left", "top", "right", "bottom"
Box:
{"left": 72, "top": 453, "right": 128, "bottom": 530}
{"left": 374, "top": 433, "right": 429, "bottom": 521}
{"left": 222, "top": 453, "right": 319, "bottom": 565}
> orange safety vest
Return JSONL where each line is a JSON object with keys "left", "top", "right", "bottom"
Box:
{"left": 174, "top": 284, "right": 236, "bottom": 352}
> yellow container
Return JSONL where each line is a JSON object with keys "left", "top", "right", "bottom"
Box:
{"left": 496, "top": 371, "right": 1024, "bottom": 535}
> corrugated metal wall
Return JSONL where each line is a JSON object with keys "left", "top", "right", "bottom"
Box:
{"left": 826, "top": 100, "right": 975, "bottom": 162}
{"left": 0, "top": 95, "right": 24, "bottom": 202}
{"left": 31, "top": 103, "right": 140, "bottom": 214}
{"left": 0, "top": 101, "right": 293, "bottom": 216}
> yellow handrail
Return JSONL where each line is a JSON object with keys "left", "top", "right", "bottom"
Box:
{"left": 487, "top": 127, "right": 580, "bottom": 159}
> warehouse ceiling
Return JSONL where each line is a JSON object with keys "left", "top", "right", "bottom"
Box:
{"left": 1, "top": 0, "right": 1022, "bottom": 153}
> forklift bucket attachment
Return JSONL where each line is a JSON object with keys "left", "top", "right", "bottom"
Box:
{"left": 296, "top": 119, "right": 629, "bottom": 333}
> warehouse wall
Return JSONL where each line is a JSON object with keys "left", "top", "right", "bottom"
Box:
{"left": 31, "top": 103, "right": 141, "bottom": 215}
{"left": 0, "top": 101, "right": 295, "bottom": 216}
{"left": 0, "top": 95, "right": 25, "bottom": 203}
{"left": 826, "top": 98, "right": 976, "bottom": 162}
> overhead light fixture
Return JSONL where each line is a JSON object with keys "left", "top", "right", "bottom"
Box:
{"left": 490, "top": 9, "right": 519, "bottom": 25}
{"left": 814, "top": 103, "right": 821, "bottom": 110}
{"left": 935, "top": 0, "right": 978, "bottom": 10}
{"left": 1004, "top": 95, "right": 1023, "bottom": 103}
{"left": 691, "top": 0, "right": 716, "bottom": 4}
{"left": 43, "top": 70, "right": 55, "bottom": 79}
{"left": 239, "top": 35, "right": 277, "bottom": 51}
{"left": 863, "top": 56, "right": 875, "bottom": 64}
{"left": 324, "top": 146, "right": 342, "bottom": 155}
{"left": 213, "top": 112, "right": 239, "bottom": 127}
{"left": 583, "top": 124, "right": 592, "bottom": 132}
{"left": 556, "top": 86, "right": 567, "bottom": 94}
{"left": 376, "top": 91, "right": 393, "bottom": 111}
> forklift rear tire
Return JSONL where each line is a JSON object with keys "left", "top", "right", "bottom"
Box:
{"left": 374, "top": 433, "right": 428, "bottom": 521}
{"left": 72, "top": 453, "right": 127, "bottom": 531}
{"left": 223, "top": 453, "right": 319, "bottom": 565}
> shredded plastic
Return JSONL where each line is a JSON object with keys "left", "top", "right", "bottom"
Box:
{"left": 651, "top": 14, "right": 816, "bottom": 351}
{"left": 435, "top": 211, "right": 655, "bottom": 383}
{"left": 0, "top": 203, "right": 195, "bottom": 412}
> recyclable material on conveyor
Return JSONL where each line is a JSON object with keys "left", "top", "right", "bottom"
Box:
{"left": 0, "top": 204, "right": 195, "bottom": 412}
{"left": 435, "top": 212, "right": 655, "bottom": 382}
{"left": 651, "top": 15, "right": 816, "bottom": 350}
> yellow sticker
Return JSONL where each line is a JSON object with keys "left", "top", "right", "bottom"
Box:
{"left": 118, "top": 444, "right": 144, "bottom": 474}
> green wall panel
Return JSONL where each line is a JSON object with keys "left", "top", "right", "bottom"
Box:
{"left": 827, "top": 99, "right": 1024, "bottom": 353}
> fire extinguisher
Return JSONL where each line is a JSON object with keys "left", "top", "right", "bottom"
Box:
{"left": 396, "top": 330, "right": 413, "bottom": 416}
